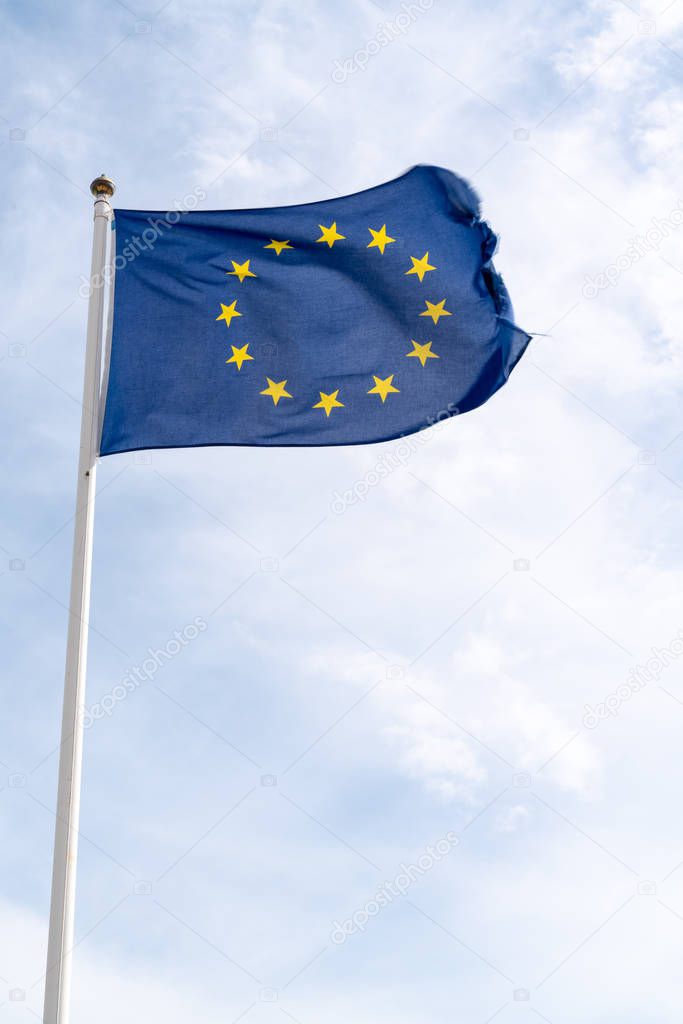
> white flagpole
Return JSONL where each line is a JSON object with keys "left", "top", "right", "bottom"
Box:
{"left": 42, "top": 174, "right": 116, "bottom": 1024}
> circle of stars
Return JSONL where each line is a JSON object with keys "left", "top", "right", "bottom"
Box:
{"left": 214, "top": 222, "right": 455, "bottom": 418}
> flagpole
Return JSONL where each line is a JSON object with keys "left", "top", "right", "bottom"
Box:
{"left": 42, "top": 174, "right": 115, "bottom": 1024}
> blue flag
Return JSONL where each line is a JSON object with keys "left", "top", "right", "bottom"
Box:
{"left": 99, "top": 165, "right": 530, "bottom": 455}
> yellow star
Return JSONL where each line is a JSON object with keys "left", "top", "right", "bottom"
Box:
{"left": 367, "top": 224, "right": 396, "bottom": 255}
{"left": 264, "top": 239, "right": 293, "bottom": 255}
{"left": 215, "top": 300, "right": 242, "bottom": 327}
{"left": 226, "top": 259, "right": 257, "bottom": 283}
{"left": 420, "top": 299, "right": 452, "bottom": 324}
{"left": 313, "top": 389, "right": 344, "bottom": 417}
{"left": 225, "top": 343, "right": 254, "bottom": 371}
{"left": 406, "top": 252, "right": 436, "bottom": 282}
{"left": 316, "top": 222, "right": 345, "bottom": 248}
{"left": 367, "top": 374, "right": 400, "bottom": 403}
{"left": 260, "top": 377, "right": 292, "bottom": 405}
{"left": 406, "top": 340, "right": 439, "bottom": 367}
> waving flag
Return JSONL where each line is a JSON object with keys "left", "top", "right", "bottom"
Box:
{"left": 99, "top": 165, "right": 530, "bottom": 455}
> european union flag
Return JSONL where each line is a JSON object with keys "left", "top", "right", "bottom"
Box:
{"left": 99, "top": 165, "right": 530, "bottom": 455}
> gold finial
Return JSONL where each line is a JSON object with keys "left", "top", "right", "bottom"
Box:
{"left": 90, "top": 174, "right": 115, "bottom": 198}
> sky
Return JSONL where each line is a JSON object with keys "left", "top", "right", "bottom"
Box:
{"left": 2, "top": 0, "right": 683, "bottom": 1021}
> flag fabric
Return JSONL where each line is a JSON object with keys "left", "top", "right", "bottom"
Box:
{"left": 99, "top": 164, "right": 530, "bottom": 456}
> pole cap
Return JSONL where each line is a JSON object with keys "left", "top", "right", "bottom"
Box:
{"left": 90, "top": 174, "right": 115, "bottom": 198}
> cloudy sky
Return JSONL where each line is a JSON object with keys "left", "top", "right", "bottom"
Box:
{"left": 2, "top": 0, "right": 683, "bottom": 1021}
